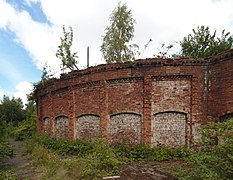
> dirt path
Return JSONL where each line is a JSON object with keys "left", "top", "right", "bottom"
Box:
{"left": 0, "top": 139, "right": 39, "bottom": 180}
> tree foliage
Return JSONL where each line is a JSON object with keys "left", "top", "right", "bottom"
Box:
{"left": 180, "top": 25, "right": 233, "bottom": 58}
{"left": 0, "top": 95, "right": 25, "bottom": 124}
{"left": 0, "top": 117, "right": 7, "bottom": 140}
{"left": 0, "top": 95, "right": 26, "bottom": 162}
{"left": 24, "top": 100, "right": 36, "bottom": 120}
{"left": 56, "top": 25, "right": 78, "bottom": 72}
{"left": 101, "top": 2, "right": 136, "bottom": 63}
{"left": 0, "top": 96, "right": 36, "bottom": 163}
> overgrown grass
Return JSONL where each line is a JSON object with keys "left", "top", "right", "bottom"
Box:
{"left": 22, "top": 133, "right": 190, "bottom": 179}
{"left": 24, "top": 137, "right": 123, "bottom": 179}
{"left": 17, "top": 118, "right": 233, "bottom": 179}
{"left": 33, "top": 134, "right": 94, "bottom": 156}
{"left": 174, "top": 118, "right": 233, "bottom": 179}
{"left": 112, "top": 142, "right": 190, "bottom": 161}
{"left": 0, "top": 170, "right": 17, "bottom": 180}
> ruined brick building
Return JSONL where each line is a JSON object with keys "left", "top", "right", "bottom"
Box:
{"left": 34, "top": 49, "right": 233, "bottom": 147}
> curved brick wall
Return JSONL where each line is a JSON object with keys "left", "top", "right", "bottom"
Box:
{"left": 34, "top": 49, "right": 233, "bottom": 146}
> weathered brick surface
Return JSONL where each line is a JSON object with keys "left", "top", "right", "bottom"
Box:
{"left": 110, "top": 113, "right": 142, "bottom": 145}
{"left": 34, "top": 49, "right": 233, "bottom": 146}
{"left": 152, "top": 78, "right": 191, "bottom": 113}
{"left": 76, "top": 115, "right": 100, "bottom": 140}
{"left": 43, "top": 117, "right": 50, "bottom": 134}
{"left": 74, "top": 82, "right": 100, "bottom": 115}
{"left": 151, "top": 78, "right": 191, "bottom": 146}
{"left": 152, "top": 112, "right": 187, "bottom": 147}
{"left": 208, "top": 53, "right": 233, "bottom": 120}
{"left": 106, "top": 78, "right": 143, "bottom": 115}
{"left": 55, "top": 116, "right": 69, "bottom": 138}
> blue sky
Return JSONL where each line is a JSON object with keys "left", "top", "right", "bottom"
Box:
{"left": 0, "top": 0, "right": 233, "bottom": 104}
{"left": 0, "top": 0, "right": 45, "bottom": 103}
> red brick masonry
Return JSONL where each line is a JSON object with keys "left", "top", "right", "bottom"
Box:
{"left": 34, "top": 49, "right": 233, "bottom": 147}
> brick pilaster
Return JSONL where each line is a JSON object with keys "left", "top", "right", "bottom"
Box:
{"left": 99, "top": 80, "right": 109, "bottom": 139}
{"left": 68, "top": 86, "right": 75, "bottom": 140}
{"left": 143, "top": 75, "right": 152, "bottom": 145}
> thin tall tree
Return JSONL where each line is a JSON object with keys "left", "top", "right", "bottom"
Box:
{"left": 101, "top": 2, "right": 136, "bottom": 63}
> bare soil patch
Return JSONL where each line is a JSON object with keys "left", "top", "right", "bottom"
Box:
{"left": 119, "top": 161, "right": 178, "bottom": 180}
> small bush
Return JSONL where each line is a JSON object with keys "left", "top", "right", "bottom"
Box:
{"left": 175, "top": 119, "right": 233, "bottom": 179}
{"left": 14, "top": 125, "right": 35, "bottom": 141}
{"left": 0, "top": 170, "right": 17, "bottom": 180}
{"left": 128, "top": 144, "right": 151, "bottom": 160}
{"left": 150, "top": 146, "right": 190, "bottom": 161}
{"left": 14, "top": 118, "right": 36, "bottom": 141}
{"left": 32, "top": 134, "right": 94, "bottom": 156}
{"left": 151, "top": 146, "right": 174, "bottom": 161}
{"left": 21, "top": 138, "right": 36, "bottom": 155}
{"left": 0, "top": 141, "right": 13, "bottom": 161}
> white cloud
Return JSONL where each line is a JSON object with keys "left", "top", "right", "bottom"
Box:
{"left": 1, "top": 0, "right": 233, "bottom": 77}
{"left": 0, "top": 0, "right": 232, "bottom": 106}
{"left": 13, "top": 81, "right": 33, "bottom": 105}
{"left": 0, "top": 0, "right": 15, "bottom": 28}
{"left": 0, "top": 0, "right": 61, "bottom": 76}
{"left": 0, "top": 81, "right": 32, "bottom": 105}
{"left": 9, "top": 12, "right": 61, "bottom": 74}
{"left": 36, "top": 0, "right": 233, "bottom": 59}
{"left": 15, "top": 81, "right": 32, "bottom": 92}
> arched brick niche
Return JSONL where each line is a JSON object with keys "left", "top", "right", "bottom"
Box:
{"left": 75, "top": 114, "right": 100, "bottom": 140}
{"left": 55, "top": 116, "right": 69, "bottom": 138}
{"left": 110, "top": 112, "right": 142, "bottom": 145}
{"left": 34, "top": 49, "right": 233, "bottom": 146}
{"left": 152, "top": 111, "right": 187, "bottom": 147}
{"left": 43, "top": 117, "right": 50, "bottom": 134}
